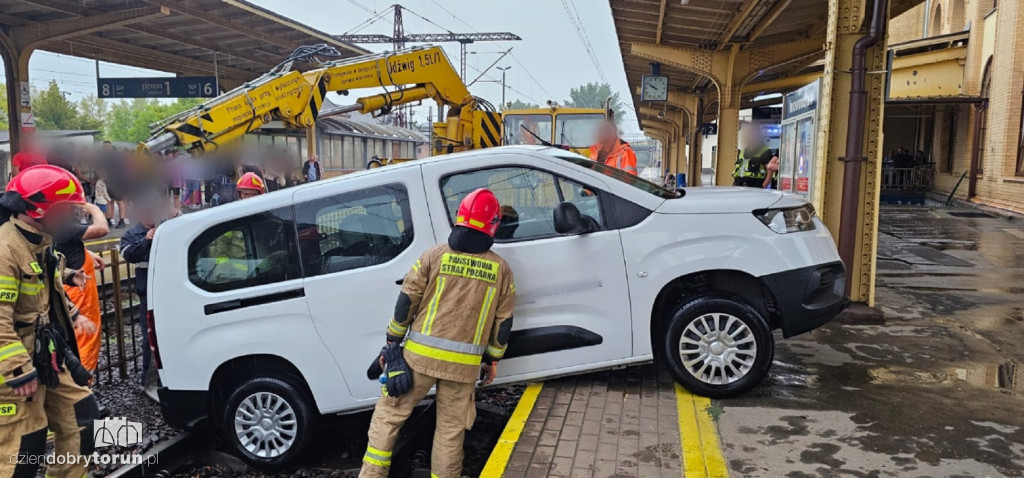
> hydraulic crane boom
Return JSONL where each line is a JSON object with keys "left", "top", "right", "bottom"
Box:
{"left": 144, "top": 45, "right": 497, "bottom": 155}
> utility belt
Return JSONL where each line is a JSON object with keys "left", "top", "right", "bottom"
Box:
{"left": 32, "top": 319, "right": 91, "bottom": 388}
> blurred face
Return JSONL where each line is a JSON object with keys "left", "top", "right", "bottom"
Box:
{"left": 38, "top": 202, "right": 80, "bottom": 236}
{"left": 741, "top": 127, "right": 764, "bottom": 149}
{"left": 103, "top": 142, "right": 113, "bottom": 151}
{"left": 597, "top": 122, "right": 618, "bottom": 146}
{"left": 237, "top": 189, "right": 261, "bottom": 200}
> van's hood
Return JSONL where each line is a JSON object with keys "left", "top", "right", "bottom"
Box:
{"left": 656, "top": 187, "right": 791, "bottom": 214}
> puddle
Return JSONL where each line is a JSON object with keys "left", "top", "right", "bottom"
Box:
{"left": 866, "top": 362, "right": 1022, "bottom": 397}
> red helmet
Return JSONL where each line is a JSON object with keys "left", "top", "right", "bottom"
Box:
{"left": 455, "top": 188, "right": 501, "bottom": 237}
{"left": 236, "top": 172, "right": 266, "bottom": 193}
{"left": 6, "top": 165, "right": 85, "bottom": 219}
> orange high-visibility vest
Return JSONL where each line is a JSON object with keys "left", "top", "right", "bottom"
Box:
{"left": 589, "top": 140, "right": 638, "bottom": 175}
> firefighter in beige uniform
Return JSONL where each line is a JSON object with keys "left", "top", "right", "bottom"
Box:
{"left": 360, "top": 189, "right": 515, "bottom": 478}
{"left": 0, "top": 165, "right": 99, "bottom": 478}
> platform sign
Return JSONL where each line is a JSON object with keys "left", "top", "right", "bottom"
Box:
{"left": 98, "top": 77, "right": 217, "bottom": 98}
{"left": 20, "top": 112, "right": 34, "bottom": 133}
{"left": 752, "top": 106, "right": 782, "bottom": 121}
{"left": 779, "top": 79, "right": 822, "bottom": 198}
{"left": 19, "top": 82, "right": 30, "bottom": 107}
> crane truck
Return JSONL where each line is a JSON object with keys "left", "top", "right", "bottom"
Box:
{"left": 142, "top": 44, "right": 607, "bottom": 163}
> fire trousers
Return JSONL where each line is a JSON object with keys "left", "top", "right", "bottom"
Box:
{"left": 359, "top": 370, "right": 476, "bottom": 478}
{"left": 0, "top": 370, "right": 98, "bottom": 478}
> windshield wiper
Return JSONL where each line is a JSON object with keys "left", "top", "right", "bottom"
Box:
{"left": 521, "top": 125, "right": 572, "bottom": 150}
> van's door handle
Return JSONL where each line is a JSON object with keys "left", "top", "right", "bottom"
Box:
{"left": 395, "top": 278, "right": 404, "bottom": 285}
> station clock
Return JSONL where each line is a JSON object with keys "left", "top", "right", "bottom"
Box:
{"left": 641, "top": 75, "right": 669, "bottom": 102}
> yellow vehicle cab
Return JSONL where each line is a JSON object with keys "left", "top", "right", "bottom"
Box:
{"left": 501, "top": 107, "right": 606, "bottom": 157}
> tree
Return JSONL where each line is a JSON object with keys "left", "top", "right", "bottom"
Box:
{"left": 104, "top": 97, "right": 205, "bottom": 143}
{"left": 505, "top": 99, "right": 540, "bottom": 111}
{"left": 32, "top": 80, "right": 81, "bottom": 130}
{"left": 564, "top": 82, "right": 626, "bottom": 123}
{"left": 76, "top": 95, "right": 108, "bottom": 131}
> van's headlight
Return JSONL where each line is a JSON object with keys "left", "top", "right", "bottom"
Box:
{"left": 754, "top": 205, "right": 816, "bottom": 234}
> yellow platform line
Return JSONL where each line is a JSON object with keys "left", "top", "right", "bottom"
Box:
{"left": 675, "top": 384, "right": 729, "bottom": 478}
{"left": 84, "top": 237, "right": 120, "bottom": 247}
{"left": 480, "top": 382, "right": 543, "bottom": 477}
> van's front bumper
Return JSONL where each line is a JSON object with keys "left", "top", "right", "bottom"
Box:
{"left": 762, "top": 261, "right": 849, "bottom": 337}
{"left": 158, "top": 387, "right": 209, "bottom": 429}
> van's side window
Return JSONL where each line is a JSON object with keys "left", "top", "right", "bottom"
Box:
{"left": 441, "top": 167, "right": 602, "bottom": 241}
{"left": 296, "top": 183, "right": 413, "bottom": 276}
{"left": 188, "top": 207, "right": 301, "bottom": 292}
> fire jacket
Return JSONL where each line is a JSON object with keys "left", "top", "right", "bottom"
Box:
{"left": 0, "top": 218, "right": 81, "bottom": 391}
{"left": 387, "top": 244, "right": 515, "bottom": 384}
{"left": 589, "top": 139, "right": 638, "bottom": 175}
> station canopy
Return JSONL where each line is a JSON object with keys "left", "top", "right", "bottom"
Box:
{"left": 0, "top": 0, "right": 369, "bottom": 85}
{"left": 610, "top": 0, "right": 925, "bottom": 117}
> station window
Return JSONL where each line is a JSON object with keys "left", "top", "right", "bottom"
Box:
{"left": 188, "top": 207, "right": 301, "bottom": 292}
{"left": 440, "top": 167, "right": 602, "bottom": 242}
{"left": 1017, "top": 97, "right": 1024, "bottom": 175}
{"left": 296, "top": 183, "right": 413, "bottom": 276}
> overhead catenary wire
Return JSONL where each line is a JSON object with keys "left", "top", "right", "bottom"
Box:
{"left": 417, "top": 1, "right": 558, "bottom": 103}
{"left": 560, "top": 0, "right": 607, "bottom": 83}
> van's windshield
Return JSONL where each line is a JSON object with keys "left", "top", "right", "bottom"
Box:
{"left": 555, "top": 155, "right": 681, "bottom": 199}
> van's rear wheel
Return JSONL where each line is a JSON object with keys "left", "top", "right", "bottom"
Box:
{"left": 222, "top": 376, "right": 314, "bottom": 468}
{"left": 662, "top": 295, "right": 773, "bottom": 398}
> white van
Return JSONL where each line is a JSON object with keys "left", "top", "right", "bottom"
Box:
{"left": 148, "top": 146, "right": 846, "bottom": 466}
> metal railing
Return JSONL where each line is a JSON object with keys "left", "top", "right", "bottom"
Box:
{"left": 90, "top": 243, "right": 144, "bottom": 385}
{"left": 882, "top": 165, "right": 935, "bottom": 191}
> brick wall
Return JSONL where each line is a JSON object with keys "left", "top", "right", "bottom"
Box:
{"left": 974, "top": 0, "right": 1024, "bottom": 212}
{"left": 890, "top": 3, "right": 925, "bottom": 43}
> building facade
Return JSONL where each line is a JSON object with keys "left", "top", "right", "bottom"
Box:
{"left": 886, "top": 0, "right": 1024, "bottom": 212}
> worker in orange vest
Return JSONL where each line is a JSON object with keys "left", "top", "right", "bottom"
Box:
{"left": 589, "top": 120, "right": 638, "bottom": 175}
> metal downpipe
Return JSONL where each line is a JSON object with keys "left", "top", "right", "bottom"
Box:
{"left": 838, "top": 0, "right": 888, "bottom": 297}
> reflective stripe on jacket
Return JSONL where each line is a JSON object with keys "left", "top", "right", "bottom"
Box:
{"left": 390, "top": 244, "right": 515, "bottom": 383}
{"left": 0, "top": 219, "right": 80, "bottom": 391}
{"left": 733, "top": 146, "right": 771, "bottom": 180}
{"left": 589, "top": 140, "right": 638, "bottom": 175}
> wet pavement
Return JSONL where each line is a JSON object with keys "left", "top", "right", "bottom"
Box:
{"left": 720, "top": 205, "right": 1024, "bottom": 477}
{"left": 97, "top": 205, "right": 1024, "bottom": 477}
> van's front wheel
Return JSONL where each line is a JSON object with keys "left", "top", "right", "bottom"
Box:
{"left": 662, "top": 295, "right": 774, "bottom": 398}
{"left": 222, "top": 376, "right": 314, "bottom": 468}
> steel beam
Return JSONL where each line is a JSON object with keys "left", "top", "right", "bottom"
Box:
{"left": 749, "top": 0, "right": 793, "bottom": 42}
{"left": 719, "top": 0, "right": 764, "bottom": 47}
{"left": 219, "top": 0, "right": 367, "bottom": 54}
{"left": 742, "top": 73, "right": 822, "bottom": 95}
{"left": 811, "top": 0, "right": 888, "bottom": 304}
{"left": 11, "top": 6, "right": 168, "bottom": 51}
{"left": 655, "top": 0, "right": 668, "bottom": 44}
{"left": 73, "top": 34, "right": 254, "bottom": 80}
{"left": 148, "top": 0, "right": 297, "bottom": 51}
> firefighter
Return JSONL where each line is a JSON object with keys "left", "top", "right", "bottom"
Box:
{"left": 235, "top": 172, "right": 266, "bottom": 200}
{"left": 0, "top": 165, "right": 99, "bottom": 478}
{"left": 589, "top": 120, "right": 638, "bottom": 175}
{"left": 360, "top": 189, "right": 516, "bottom": 478}
{"left": 733, "top": 123, "right": 778, "bottom": 188}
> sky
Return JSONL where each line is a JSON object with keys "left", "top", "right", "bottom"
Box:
{"left": 3, "top": 0, "right": 642, "bottom": 133}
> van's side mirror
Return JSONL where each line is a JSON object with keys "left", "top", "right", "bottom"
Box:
{"left": 553, "top": 202, "right": 594, "bottom": 235}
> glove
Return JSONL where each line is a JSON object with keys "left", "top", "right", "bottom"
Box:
{"left": 480, "top": 361, "right": 497, "bottom": 386}
{"left": 380, "top": 342, "right": 412, "bottom": 398}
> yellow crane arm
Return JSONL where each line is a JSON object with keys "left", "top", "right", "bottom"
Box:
{"left": 144, "top": 45, "right": 474, "bottom": 153}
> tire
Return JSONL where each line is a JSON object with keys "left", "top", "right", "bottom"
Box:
{"left": 221, "top": 376, "right": 315, "bottom": 468}
{"left": 662, "top": 294, "right": 774, "bottom": 398}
